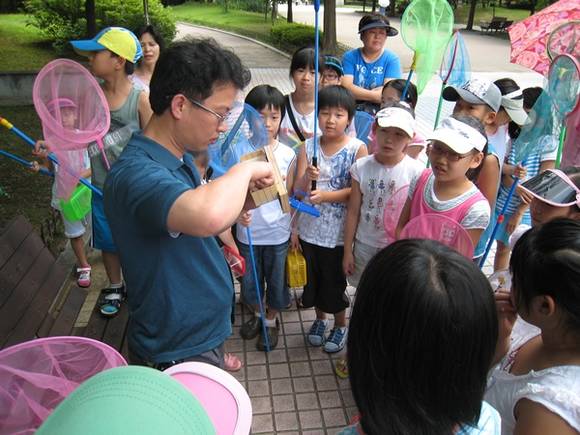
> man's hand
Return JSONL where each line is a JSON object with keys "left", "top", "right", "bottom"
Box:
{"left": 246, "top": 161, "right": 274, "bottom": 191}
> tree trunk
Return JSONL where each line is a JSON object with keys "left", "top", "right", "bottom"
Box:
{"left": 271, "top": 0, "right": 278, "bottom": 22}
{"left": 323, "top": 0, "right": 337, "bottom": 53}
{"left": 287, "top": 0, "right": 293, "bottom": 22}
{"left": 86, "top": 0, "right": 96, "bottom": 38}
{"left": 465, "top": 0, "right": 477, "bottom": 30}
{"left": 389, "top": 0, "right": 396, "bottom": 16}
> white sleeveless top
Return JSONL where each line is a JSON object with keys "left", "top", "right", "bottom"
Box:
{"left": 485, "top": 318, "right": 580, "bottom": 434}
{"left": 298, "top": 136, "right": 364, "bottom": 248}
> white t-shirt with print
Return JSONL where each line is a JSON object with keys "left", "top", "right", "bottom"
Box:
{"left": 351, "top": 154, "right": 423, "bottom": 248}
{"left": 236, "top": 141, "right": 296, "bottom": 246}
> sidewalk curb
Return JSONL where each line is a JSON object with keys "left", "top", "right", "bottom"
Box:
{"left": 177, "top": 22, "right": 291, "bottom": 60}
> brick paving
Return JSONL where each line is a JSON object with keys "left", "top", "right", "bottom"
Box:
{"left": 227, "top": 286, "right": 356, "bottom": 434}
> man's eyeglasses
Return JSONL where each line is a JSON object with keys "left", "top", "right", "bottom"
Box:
{"left": 185, "top": 96, "right": 229, "bottom": 124}
{"left": 427, "top": 142, "right": 472, "bottom": 162}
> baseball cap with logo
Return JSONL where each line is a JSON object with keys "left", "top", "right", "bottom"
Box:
{"left": 70, "top": 27, "right": 143, "bottom": 64}
{"left": 442, "top": 78, "right": 502, "bottom": 113}
{"left": 428, "top": 117, "right": 487, "bottom": 154}
{"left": 375, "top": 105, "right": 416, "bottom": 138}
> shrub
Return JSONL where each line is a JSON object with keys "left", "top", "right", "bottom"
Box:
{"left": 25, "top": 0, "right": 175, "bottom": 53}
{"left": 270, "top": 22, "right": 321, "bottom": 48}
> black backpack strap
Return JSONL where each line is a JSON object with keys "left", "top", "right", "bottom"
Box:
{"left": 285, "top": 95, "right": 306, "bottom": 143}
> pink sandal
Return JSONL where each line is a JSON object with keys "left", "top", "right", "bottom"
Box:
{"left": 223, "top": 352, "right": 242, "bottom": 372}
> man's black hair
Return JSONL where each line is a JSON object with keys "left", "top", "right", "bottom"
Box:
{"left": 348, "top": 239, "right": 498, "bottom": 435}
{"left": 149, "top": 38, "right": 251, "bottom": 115}
{"left": 318, "top": 85, "right": 356, "bottom": 121}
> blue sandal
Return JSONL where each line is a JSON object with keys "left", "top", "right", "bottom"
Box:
{"left": 98, "top": 288, "right": 126, "bottom": 317}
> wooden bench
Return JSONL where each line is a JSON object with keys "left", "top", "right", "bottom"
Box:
{"left": 81, "top": 302, "right": 130, "bottom": 360}
{"left": 480, "top": 17, "right": 512, "bottom": 33}
{"left": 1, "top": 214, "right": 131, "bottom": 360}
{"left": 0, "top": 215, "right": 88, "bottom": 349}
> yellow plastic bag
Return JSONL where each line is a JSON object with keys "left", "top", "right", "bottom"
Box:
{"left": 286, "top": 248, "right": 307, "bottom": 288}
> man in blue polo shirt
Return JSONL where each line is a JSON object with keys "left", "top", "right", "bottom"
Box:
{"left": 342, "top": 13, "right": 402, "bottom": 115}
{"left": 103, "top": 39, "right": 274, "bottom": 370}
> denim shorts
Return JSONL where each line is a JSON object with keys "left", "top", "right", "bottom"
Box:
{"left": 237, "top": 240, "right": 290, "bottom": 311}
{"left": 91, "top": 194, "right": 117, "bottom": 253}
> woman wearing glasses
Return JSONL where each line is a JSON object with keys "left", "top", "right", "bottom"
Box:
{"left": 396, "top": 115, "right": 490, "bottom": 257}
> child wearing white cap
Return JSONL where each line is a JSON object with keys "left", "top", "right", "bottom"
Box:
{"left": 343, "top": 103, "right": 423, "bottom": 287}
{"left": 396, "top": 115, "right": 491, "bottom": 257}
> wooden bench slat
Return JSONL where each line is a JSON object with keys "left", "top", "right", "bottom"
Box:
{"left": 82, "top": 303, "right": 109, "bottom": 341}
{"left": 0, "top": 215, "right": 34, "bottom": 268}
{"left": 0, "top": 247, "right": 55, "bottom": 341}
{"left": 101, "top": 304, "right": 129, "bottom": 353}
{"left": 44, "top": 287, "right": 88, "bottom": 337}
{"left": 2, "top": 262, "right": 69, "bottom": 348}
{"left": 0, "top": 231, "right": 46, "bottom": 308}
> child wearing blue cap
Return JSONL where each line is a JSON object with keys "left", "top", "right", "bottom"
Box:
{"left": 70, "top": 27, "right": 153, "bottom": 317}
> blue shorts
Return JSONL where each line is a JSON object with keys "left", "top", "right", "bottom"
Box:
{"left": 237, "top": 240, "right": 290, "bottom": 311}
{"left": 492, "top": 208, "right": 531, "bottom": 247}
{"left": 91, "top": 194, "right": 117, "bottom": 253}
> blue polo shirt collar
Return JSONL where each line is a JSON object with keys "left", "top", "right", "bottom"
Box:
{"left": 132, "top": 133, "right": 192, "bottom": 172}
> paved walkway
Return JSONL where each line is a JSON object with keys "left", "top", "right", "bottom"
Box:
{"left": 279, "top": 5, "right": 535, "bottom": 73}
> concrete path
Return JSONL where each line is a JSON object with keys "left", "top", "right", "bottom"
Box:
{"left": 279, "top": 5, "right": 538, "bottom": 73}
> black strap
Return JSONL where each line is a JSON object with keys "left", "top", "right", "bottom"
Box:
{"left": 285, "top": 95, "right": 306, "bottom": 143}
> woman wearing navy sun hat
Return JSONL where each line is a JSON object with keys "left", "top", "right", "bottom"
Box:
{"left": 341, "top": 13, "right": 402, "bottom": 115}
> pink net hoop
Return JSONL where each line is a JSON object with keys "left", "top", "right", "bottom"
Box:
{"left": 33, "top": 59, "right": 110, "bottom": 199}
{"left": 399, "top": 213, "right": 474, "bottom": 258}
{"left": 383, "top": 185, "right": 410, "bottom": 244}
{"left": 0, "top": 336, "right": 127, "bottom": 434}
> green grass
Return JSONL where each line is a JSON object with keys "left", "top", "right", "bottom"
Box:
{"left": 170, "top": 3, "right": 287, "bottom": 47}
{"left": 0, "top": 14, "right": 58, "bottom": 72}
{"left": 0, "top": 105, "right": 56, "bottom": 234}
{"left": 453, "top": 5, "right": 531, "bottom": 25}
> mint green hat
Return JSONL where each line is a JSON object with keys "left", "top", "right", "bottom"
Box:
{"left": 37, "top": 366, "right": 216, "bottom": 435}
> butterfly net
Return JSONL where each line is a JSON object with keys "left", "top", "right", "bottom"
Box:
{"left": 32, "top": 59, "right": 110, "bottom": 200}
{"left": 0, "top": 337, "right": 127, "bottom": 434}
